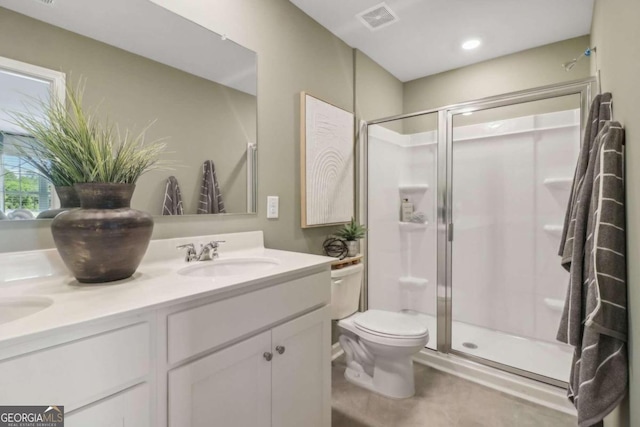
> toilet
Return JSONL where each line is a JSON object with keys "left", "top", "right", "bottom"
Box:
{"left": 331, "top": 264, "right": 429, "bottom": 399}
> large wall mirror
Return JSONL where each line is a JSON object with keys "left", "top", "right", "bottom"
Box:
{"left": 0, "top": 0, "right": 257, "bottom": 220}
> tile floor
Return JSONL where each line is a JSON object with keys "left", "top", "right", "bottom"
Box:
{"left": 331, "top": 357, "right": 576, "bottom": 427}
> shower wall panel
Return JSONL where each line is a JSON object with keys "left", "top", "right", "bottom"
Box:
{"left": 451, "top": 109, "right": 580, "bottom": 344}
{"left": 368, "top": 125, "right": 405, "bottom": 312}
{"left": 368, "top": 125, "right": 437, "bottom": 324}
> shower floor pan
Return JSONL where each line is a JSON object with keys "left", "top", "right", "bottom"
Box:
{"left": 422, "top": 314, "right": 572, "bottom": 383}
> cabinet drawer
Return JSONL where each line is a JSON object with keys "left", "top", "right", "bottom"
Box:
{"left": 168, "top": 269, "right": 329, "bottom": 364}
{"left": 66, "top": 383, "right": 150, "bottom": 427}
{"left": 0, "top": 322, "right": 150, "bottom": 411}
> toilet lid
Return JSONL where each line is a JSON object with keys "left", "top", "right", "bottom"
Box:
{"left": 354, "top": 310, "right": 428, "bottom": 338}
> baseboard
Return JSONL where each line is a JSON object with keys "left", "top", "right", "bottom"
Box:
{"left": 413, "top": 349, "right": 577, "bottom": 416}
{"left": 332, "top": 341, "right": 344, "bottom": 361}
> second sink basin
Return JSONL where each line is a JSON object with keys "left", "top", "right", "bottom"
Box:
{"left": 0, "top": 296, "right": 53, "bottom": 325}
{"left": 178, "top": 257, "right": 280, "bottom": 278}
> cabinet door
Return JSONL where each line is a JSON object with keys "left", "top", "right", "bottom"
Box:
{"left": 168, "top": 331, "right": 271, "bottom": 427}
{"left": 65, "top": 383, "right": 150, "bottom": 427}
{"left": 272, "top": 306, "right": 331, "bottom": 427}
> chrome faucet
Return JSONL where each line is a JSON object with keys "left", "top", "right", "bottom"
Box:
{"left": 176, "top": 241, "right": 225, "bottom": 262}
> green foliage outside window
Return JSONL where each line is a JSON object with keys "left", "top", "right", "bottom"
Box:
{"left": 2, "top": 170, "right": 40, "bottom": 210}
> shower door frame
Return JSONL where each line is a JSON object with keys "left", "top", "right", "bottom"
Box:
{"left": 362, "top": 77, "right": 597, "bottom": 388}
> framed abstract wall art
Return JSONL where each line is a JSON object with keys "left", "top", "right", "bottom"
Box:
{"left": 300, "top": 92, "right": 354, "bottom": 228}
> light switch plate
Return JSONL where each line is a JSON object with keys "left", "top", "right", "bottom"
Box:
{"left": 267, "top": 196, "right": 279, "bottom": 219}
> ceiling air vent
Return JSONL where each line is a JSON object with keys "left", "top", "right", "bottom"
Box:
{"left": 35, "top": 0, "right": 55, "bottom": 5}
{"left": 357, "top": 2, "right": 399, "bottom": 31}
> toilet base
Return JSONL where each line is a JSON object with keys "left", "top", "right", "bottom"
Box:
{"left": 344, "top": 356, "right": 416, "bottom": 399}
{"left": 337, "top": 311, "right": 428, "bottom": 400}
{"left": 344, "top": 365, "right": 376, "bottom": 394}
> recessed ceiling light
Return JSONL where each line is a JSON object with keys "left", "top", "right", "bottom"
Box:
{"left": 462, "top": 39, "right": 481, "bottom": 50}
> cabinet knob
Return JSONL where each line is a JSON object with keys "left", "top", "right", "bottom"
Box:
{"left": 276, "top": 345, "right": 285, "bottom": 355}
{"left": 263, "top": 352, "right": 273, "bottom": 361}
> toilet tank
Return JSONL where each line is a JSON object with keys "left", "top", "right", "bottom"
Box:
{"left": 330, "top": 263, "right": 364, "bottom": 320}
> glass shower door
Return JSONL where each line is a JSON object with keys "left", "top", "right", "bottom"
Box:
{"left": 367, "top": 113, "right": 438, "bottom": 350}
{"left": 448, "top": 95, "right": 582, "bottom": 382}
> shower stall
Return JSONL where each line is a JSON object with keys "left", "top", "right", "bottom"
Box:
{"left": 363, "top": 78, "right": 596, "bottom": 389}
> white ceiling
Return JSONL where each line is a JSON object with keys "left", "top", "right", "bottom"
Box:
{"left": 0, "top": 0, "right": 257, "bottom": 95}
{"left": 290, "top": 0, "right": 594, "bottom": 82}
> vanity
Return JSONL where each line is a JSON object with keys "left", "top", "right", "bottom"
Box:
{"left": 0, "top": 231, "right": 333, "bottom": 426}
{"left": 0, "top": 2, "right": 333, "bottom": 424}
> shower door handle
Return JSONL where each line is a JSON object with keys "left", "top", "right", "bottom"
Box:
{"left": 448, "top": 223, "right": 454, "bottom": 242}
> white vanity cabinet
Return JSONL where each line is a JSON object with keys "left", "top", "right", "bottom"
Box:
{"left": 0, "top": 232, "right": 333, "bottom": 427}
{"left": 168, "top": 306, "right": 330, "bottom": 427}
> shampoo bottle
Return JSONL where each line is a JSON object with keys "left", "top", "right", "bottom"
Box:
{"left": 401, "top": 198, "right": 413, "bottom": 222}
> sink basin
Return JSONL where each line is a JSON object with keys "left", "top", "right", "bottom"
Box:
{"left": 0, "top": 297, "right": 53, "bottom": 325}
{"left": 178, "top": 257, "right": 280, "bottom": 278}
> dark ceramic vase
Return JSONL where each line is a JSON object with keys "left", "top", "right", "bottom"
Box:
{"left": 51, "top": 183, "right": 154, "bottom": 283}
{"left": 37, "top": 186, "right": 81, "bottom": 219}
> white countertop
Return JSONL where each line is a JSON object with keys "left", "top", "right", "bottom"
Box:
{"left": 0, "top": 231, "right": 334, "bottom": 347}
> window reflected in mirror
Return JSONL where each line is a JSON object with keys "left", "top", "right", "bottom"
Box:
{"left": 0, "top": 65, "right": 59, "bottom": 220}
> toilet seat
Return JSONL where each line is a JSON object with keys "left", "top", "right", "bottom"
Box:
{"left": 354, "top": 309, "right": 429, "bottom": 338}
{"left": 339, "top": 310, "right": 429, "bottom": 348}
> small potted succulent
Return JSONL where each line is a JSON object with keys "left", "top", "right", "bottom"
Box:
{"left": 11, "top": 81, "right": 166, "bottom": 283}
{"left": 335, "top": 217, "right": 367, "bottom": 257}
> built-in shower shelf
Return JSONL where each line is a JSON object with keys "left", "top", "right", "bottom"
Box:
{"left": 543, "top": 177, "right": 572, "bottom": 190}
{"left": 399, "top": 221, "right": 428, "bottom": 231}
{"left": 399, "top": 184, "right": 429, "bottom": 192}
{"left": 544, "top": 298, "right": 565, "bottom": 312}
{"left": 399, "top": 276, "right": 428, "bottom": 290}
{"left": 543, "top": 225, "right": 563, "bottom": 236}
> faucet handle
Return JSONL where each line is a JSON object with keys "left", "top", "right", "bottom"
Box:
{"left": 176, "top": 243, "right": 197, "bottom": 262}
{"left": 208, "top": 241, "right": 225, "bottom": 259}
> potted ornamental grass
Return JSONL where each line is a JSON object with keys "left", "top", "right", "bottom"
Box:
{"left": 335, "top": 217, "right": 367, "bottom": 257}
{"left": 11, "top": 82, "right": 166, "bottom": 283}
